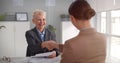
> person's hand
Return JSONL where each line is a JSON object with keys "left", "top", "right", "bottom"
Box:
{"left": 48, "top": 51, "right": 56, "bottom": 58}
{"left": 41, "top": 40, "right": 59, "bottom": 50}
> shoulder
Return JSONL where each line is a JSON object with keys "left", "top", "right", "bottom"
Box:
{"left": 64, "top": 37, "right": 77, "bottom": 46}
{"left": 65, "top": 35, "right": 78, "bottom": 42}
{"left": 98, "top": 32, "right": 107, "bottom": 42}
{"left": 25, "top": 27, "right": 37, "bottom": 36}
{"left": 45, "top": 28, "right": 55, "bottom": 34}
{"left": 45, "top": 28, "right": 53, "bottom": 32}
{"left": 96, "top": 32, "right": 106, "bottom": 39}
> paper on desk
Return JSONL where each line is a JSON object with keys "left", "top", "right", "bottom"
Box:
{"left": 31, "top": 51, "right": 54, "bottom": 58}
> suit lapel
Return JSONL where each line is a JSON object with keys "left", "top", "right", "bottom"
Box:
{"left": 33, "top": 27, "right": 42, "bottom": 42}
{"left": 44, "top": 29, "right": 50, "bottom": 41}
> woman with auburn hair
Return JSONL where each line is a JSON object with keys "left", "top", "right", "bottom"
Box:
{"left": 60, "top": 0, "right": 106, "bottom": 63}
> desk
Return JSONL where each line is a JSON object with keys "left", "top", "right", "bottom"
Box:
{"left": 0, "top": 55, "right": 61, "bottom": 63}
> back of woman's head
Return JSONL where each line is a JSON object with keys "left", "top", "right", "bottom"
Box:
{"left": 68, "top": 0, "right": 96, "bottom": 20}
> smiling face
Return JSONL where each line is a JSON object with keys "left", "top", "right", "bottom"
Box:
{"left": 32, "top": 14, "right": 46, "bottom": 32}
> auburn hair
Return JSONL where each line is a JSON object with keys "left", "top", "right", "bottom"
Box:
{"left": 68, "top": 0, "right": 96, "bottom": 20}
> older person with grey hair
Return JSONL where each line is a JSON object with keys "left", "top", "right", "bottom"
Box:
{"left": 25, "top": 9, "right": 60, "bottom": 58}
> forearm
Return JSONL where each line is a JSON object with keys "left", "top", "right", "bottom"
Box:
{"left": 59, "top": 44, "right": 64, "bottom": 53}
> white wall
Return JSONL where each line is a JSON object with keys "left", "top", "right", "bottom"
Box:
{"left": 0, "top": 0, "right": 73, "bottom": 43}
{"left": 0, "top": 0, "right": 4, "bottom": 14}
{"left": 87, "top": 0, "right": 97, "bottom": 12}
{"left": 1, "top": 0, "right": 120, "bottom": 43}
{"left": 47, "top": 0, "right": 73, "bottom": 42}
{"left": 87, "top": 0, "right": 120, "bottom": 12}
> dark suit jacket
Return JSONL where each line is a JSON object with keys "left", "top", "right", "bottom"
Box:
{"left": 25, "top": 27, "right": 59, "bottom": 57}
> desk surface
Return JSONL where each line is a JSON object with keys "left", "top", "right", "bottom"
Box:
{"left": 0, "top": 55, "right": 61, "bottom": 63}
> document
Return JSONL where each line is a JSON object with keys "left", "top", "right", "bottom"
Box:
{"left": 31, "top": 51, "right": 54, "bottom": 58}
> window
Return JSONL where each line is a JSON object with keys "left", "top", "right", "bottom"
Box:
{"left": 110, "top": 10, "right": 120, "bottom": 59}
{"left": 98, "top": 10, "right": 120, "bottom": 60}
{"left": 111, "top": 37, "right": 120, "bottom": 59}
{"left": 101, "top": 12, "right": 106, "bottom": 33}
{"left": 111, "top": 10, "right": 120, "bottom": 36}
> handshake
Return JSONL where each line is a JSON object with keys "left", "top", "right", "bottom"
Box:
{"left": 41, "top": 40, "right": 61, "bottom": 50}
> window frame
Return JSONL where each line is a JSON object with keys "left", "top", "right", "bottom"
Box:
{"left": 96, "top": 10, "right": 120, "bottom": 61}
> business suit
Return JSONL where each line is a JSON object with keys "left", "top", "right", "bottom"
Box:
{"left": 61, "top": 28, "right": 106, "bottom": 63}
{"left": 25, "top": 27, "right": 59, "bottom": 57}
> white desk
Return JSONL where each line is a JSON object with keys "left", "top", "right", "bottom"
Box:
{"left": 0, "top": 55, "right": 61, "bottom": 63}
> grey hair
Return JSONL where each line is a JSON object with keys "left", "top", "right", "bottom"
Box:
{"left": 33, "top": 9, "right": 46, "bottom": 18}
